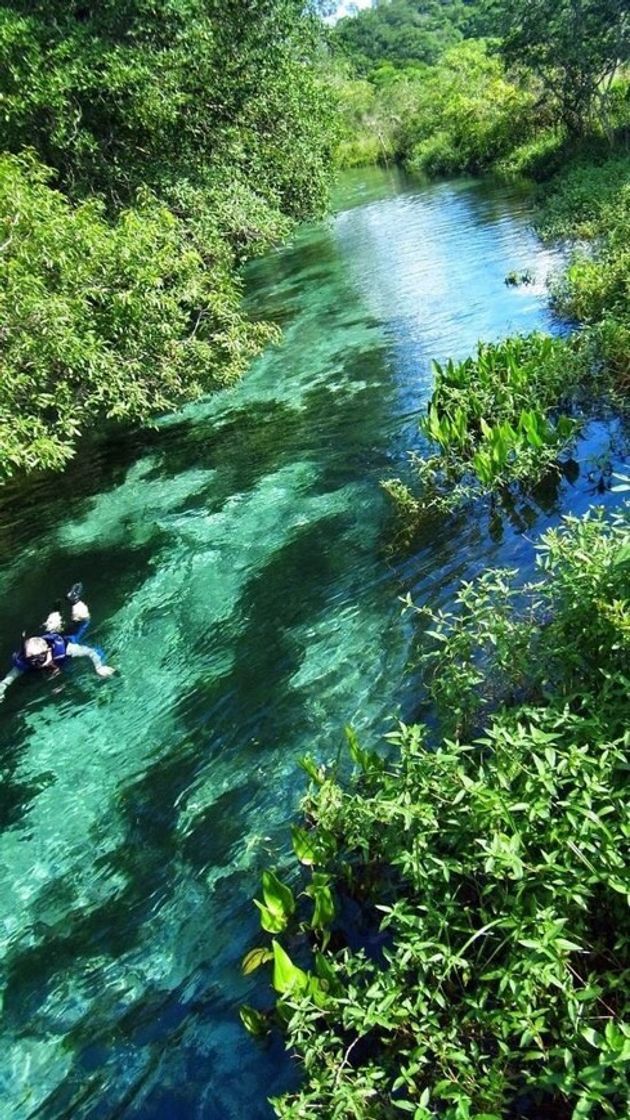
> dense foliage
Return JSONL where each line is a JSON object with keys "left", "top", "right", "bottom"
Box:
{"left": 494, "top": 0, "right": 630, "bottom": 137}
{"left": 333, "top": 39, "right": 541, "bottom": 174}
{"left": 331, "top": 0, "right": 629, "bottom": 174}
{"left": 332, "top": 0, "right": 481, "bottom": 75}
{"left": 537, "top": 156, "right": 630, "bottom": 396}
{"left": 0, "top": 0, "right": 336, "bottom": 477}
{"left": 0, "top": 153, "right": 278, "bottom": 474}
{"left": 0, "top": 0, "right": 335, "bottom": 218}
{"left": 244, "top": 509, "right": 630, "bottom": 1119}
{"left": 242, "top": 20, "right": 630, "bottom": 1109}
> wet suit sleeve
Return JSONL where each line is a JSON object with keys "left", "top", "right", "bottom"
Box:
{"left": 65, "top": 643, "right": 105, "bottom": 673}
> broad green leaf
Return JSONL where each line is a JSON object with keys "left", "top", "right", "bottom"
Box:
{"left": 271, "top": 940, "right": 308, "bottom": 996}
{"left": 291, "top": 824, "right": 317, "bottom": 865}
{"left": 262, "top": 869, "right": 295, "bottom": 919}
{"left": 310, "top": 879, "right": 335, "bottom": 931}
{"left": 314, "top": 951, "right": 342, "bottom": 996}
{"left": 254, "top": 899, "right": 286, "bottom": 934}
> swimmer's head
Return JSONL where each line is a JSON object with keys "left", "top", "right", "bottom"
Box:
{"left": 24, "top": 637, "right": 51, "bottom": 667}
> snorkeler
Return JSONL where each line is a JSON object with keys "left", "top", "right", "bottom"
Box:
{"left": 0, "top": 583, "right": 115, "bottom": 703}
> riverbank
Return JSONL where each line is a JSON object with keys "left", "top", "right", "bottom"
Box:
{"left": 253, "top": 507, "right": 629, "bottom": 1120}
{"left": 242, "top": 163, "right": 630, "bottom": 1118}
{"left": 376, "top": 148, "right": 629, "bottom": 529}
{"left": 333, "top": 34, "right": 629, "bottom": 183}
{"left": 333, "top": 29, "right": 630, "bottom": 523}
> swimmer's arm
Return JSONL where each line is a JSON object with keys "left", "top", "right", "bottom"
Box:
{"left": 66, "top": 643, "right": 115, "bottom": 679}
{"left": 0, "top": 666, "right": 22, "bottom": 700}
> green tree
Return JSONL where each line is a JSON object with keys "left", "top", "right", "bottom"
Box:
{"left": 0, "top": 1, "right": 338, "bottom": 476}
{"left": 331, "top": 0, "right": 477, "bottom": 75}
{"left": 495, "top": 0, "right": 630, "bottom": 135}
{"left": 0, "top": 153, "right": 276, "bottom": 477}
{"left": 0, "top": 0, "right": 336, "bottom": 221}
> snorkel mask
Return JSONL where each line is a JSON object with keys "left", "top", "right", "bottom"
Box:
{"left": 22, "top": 636, "right": 50, "bottom": 668}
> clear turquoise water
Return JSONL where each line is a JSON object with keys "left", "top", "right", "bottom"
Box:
{"left": 0, "top": 167, "right": 624, "bottom": 1119}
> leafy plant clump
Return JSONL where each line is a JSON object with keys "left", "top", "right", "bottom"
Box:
{"left": 382, "top": 153, "right": 630, "bottom": 530}
{"left": 384, "top": 334, "right": 582, "bottom": 516}
{"left": 244, "top": 508, "right": 630, "bottom": 1120}
{"left": 332, "top": 39, "right": 541, "bottom": 178}
{"left": 535, "top": 156, "right": 630, "bottom": 397}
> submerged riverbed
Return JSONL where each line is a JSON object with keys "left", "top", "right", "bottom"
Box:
{"left": 0, "top": 168, "right": 624, "bottom": 1119}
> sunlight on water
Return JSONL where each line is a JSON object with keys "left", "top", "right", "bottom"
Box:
{"left": 0, "top": 168, "right": 623, "bottom": 1119}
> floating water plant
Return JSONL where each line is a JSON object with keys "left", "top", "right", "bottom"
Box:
{"left": 387, "top": 333, "right": 582, "bottom": 515}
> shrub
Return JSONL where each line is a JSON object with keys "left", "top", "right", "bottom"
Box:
{"left": 401, "top": 41, "right": 537, "bottom": 175}
{"left": 0, "top": 154, "right": 277, "bottom": 477}
{"left": 538, "top": 156, "right": 630, "bottom": 390}
{"left": 495, "top": 129, "right": 568, "bottom": 181}
{"left": 246, "top": 509, "right": 630, "bottom": 1120}
{"left": 536, "top": 157, "right": 630, "bottom": 241}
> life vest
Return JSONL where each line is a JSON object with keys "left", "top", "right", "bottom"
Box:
{"left": 12, "top": 632, "right": 70, "bottom": 673}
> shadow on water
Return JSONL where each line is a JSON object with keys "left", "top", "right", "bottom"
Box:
{"left": 0, "top": 167, "right": 626, "bottom": 1120}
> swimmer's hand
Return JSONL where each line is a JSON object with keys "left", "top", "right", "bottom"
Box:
{"left": 96, "top": 665, "right": 116, "bottom": 679}
{"left": 71, "top": 600, "right": 90, "bottom": 623}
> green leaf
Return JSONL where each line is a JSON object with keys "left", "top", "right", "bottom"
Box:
{"left": 271, "top": 940, "right": 308, "bottom": 996}
{"left": 555, "top": 937, "right": 584, "bottom": 953}
{"left": 305, "top": 973, "right": 329, "bottom": 1009}
{"left": 254, "top": 899, "right": 287, "bottom": 934}
{"left": 314, "top": 951, "right": 343, "bottom": 996}
{"left": 262, "top": 869, "right": 295, "bottom": 919}
{"left": 241, "top": 947, "right": 274, "bottom": 975}
{"left": 239, "top": 1004, "right": 268, "bottom": 1037}
{"left": 345, "top": 725, "right": 370, "bottom": 771}
{"left": 309, "top": 876, "right": 335, "bottom": 931}
{"left": 291, "top": 824, "right": 317, "bottom": 865}
{"left": 298, "top": 755, "right": 325, "bottom": 785}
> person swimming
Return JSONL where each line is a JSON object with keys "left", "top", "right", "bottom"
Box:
{"left": 0, "top": 583, "right": 115, "bottom": 702}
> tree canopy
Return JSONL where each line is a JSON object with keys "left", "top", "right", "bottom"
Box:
{"left": 495, "top": 0, "right": 630, "bottom": 134}
{"left": 331, "top": 0, "right": 481, "bottom": 74}
{"left": 0, "top": 0, "right": 335, "bottom": 219}
{"left": 0, "top": 0, "right": 337, "bottom": 477}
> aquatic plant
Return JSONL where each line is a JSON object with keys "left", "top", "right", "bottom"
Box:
{"left": 504, "top": 269, "right": 534, "bottom": 286}
{"left": 245, "top": 508, "right": 630, "bottom": 1120}
{"left": 386, "top": 333, "right": 582, "bottom": 515}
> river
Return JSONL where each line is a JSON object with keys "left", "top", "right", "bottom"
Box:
{"left": 0, "top": 167, "right": 624, "bottom": 1119}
